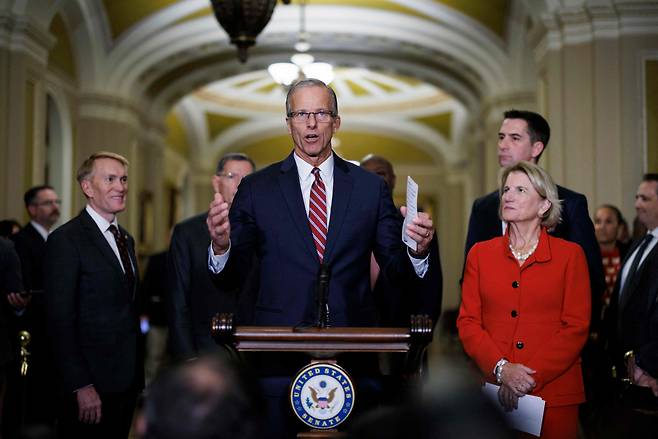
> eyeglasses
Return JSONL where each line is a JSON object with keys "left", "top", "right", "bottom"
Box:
{"left": 287, "top": 110, "right": 335, "bottom": 123}
{"left": 216, "top": 172, "right": 245, "bottom": 181}
{"left": 34, "top": 199, "right": 61, "bottom": 207}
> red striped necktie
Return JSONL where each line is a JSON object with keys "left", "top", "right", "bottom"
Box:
{"left": 308, "top": 168, "right": 328, "bottom": 262}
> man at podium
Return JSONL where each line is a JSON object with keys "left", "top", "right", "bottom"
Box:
{"left": 206, "top": 79, "right": 440, "bottom": 436}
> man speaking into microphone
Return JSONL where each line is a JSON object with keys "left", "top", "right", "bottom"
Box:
{"left": 206, "top": 79, "right": 440, "bottom": 436}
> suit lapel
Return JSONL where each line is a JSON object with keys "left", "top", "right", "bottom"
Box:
{"left": 639, "top": 244, "right": 658, "bottom": 310}
{"left": 79, "top": 209, "right": 126, "bottom": 278}
{"left": 620, "top": 237, "right": 657, "bottom": 311}
{"left": 323, "top": 155, "right": 353, "bottom": 262}
{"left": 120, "top": 225, "right": 137, "bottom": 268}
{"left": 278, "top": 153, "right": 318, "bottom": 260}
{"left": 121, "top": 225, "right": 138, "bottom": 299}
{"left": 25, "top": 223, "right": 46, "bottom": 246}
{"left": 620, "top": 238, "right": 643, "bottom": 269}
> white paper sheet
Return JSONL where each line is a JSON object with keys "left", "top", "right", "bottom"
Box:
{"left": 482, "top": 383, "right": 546, "bottom": 437}
{"left": 402, "top": 176, "right": 418, "bottom": 251}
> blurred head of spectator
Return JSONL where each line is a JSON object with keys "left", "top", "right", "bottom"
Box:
{"left": 140, "top": 354, "right": 262, "bottom": 439}
{"left": 24, "top": 185, "right": 61, "bottom": 231}
{"left": 0, "top": 219, "right": 21, "bottom": 237}
{"left": 594, "top": 204, "right": 624, "bottom": 251}
{"left": 347, "top": 359, "right": 513, "bottom": 439}
{"left": 360, "top": 154, "right": 396, "bottom": 194}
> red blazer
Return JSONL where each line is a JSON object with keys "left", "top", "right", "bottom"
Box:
{"left": 458, "top": 228, "right": 591, "bottom": 407}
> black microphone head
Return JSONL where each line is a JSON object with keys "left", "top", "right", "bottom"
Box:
{"left": 319, "top": 262, "right": 330, "bottom": 281}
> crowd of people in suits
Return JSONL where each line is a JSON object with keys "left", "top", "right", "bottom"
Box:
{"left": 0, "top": 79, "right": 656, "bottom": 439}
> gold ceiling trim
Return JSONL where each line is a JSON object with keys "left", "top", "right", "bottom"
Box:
{"left": 435, "top": 0, "right": 509, "bottom": 38}
{"left": 48, "top": 14, "right": 77, "bottom": 81}
{"left": 206, "top": 113, "right": 249, "bottom": 141}
{"left": 165, "top": 111, "right": 190, "bottom": 157}
{"left": 413, "top": 112, "right": 452, "bottom": 141}
{"left": 102, "top": 0, "right": 179, "bottom": 41}
{"left": 101, "top": 0, "right": 507, "bottom": 45}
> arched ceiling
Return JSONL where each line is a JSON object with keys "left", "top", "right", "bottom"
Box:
{"left": 165, "top": 67, "right": 464, "bottom": 170}
{"left": 46, "top": 0, "right": 514, "bottom": 112}
{"left": 39, "top": 0, "right": 524, "bottom": 183}
{"left": 101, "top": 1, "right": 510, "bottom": 43}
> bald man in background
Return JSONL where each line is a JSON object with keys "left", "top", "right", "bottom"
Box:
{"left": 360, "top": 154, "right": 442, "bottom": 329}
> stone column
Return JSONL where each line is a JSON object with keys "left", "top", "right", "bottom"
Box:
{"left": 138, "top": 123, "right": 167, "bottom": 253}
{"left": 0, "top": 14, "right": 54, "bottom": 220}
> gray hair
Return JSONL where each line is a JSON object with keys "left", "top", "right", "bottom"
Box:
{"left": 498, "top": 161, "right": 562, "bottom": 229}
{"left": 285, "top": 78, "right": 338, "bottom": 117}
{"left": 215, "top": 153, "right": 255, "bottom": 175}
{"left": 77, "top": 151, "right": 129, "bottom": 183}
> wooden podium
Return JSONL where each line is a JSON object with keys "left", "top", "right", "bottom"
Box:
{"left": 211, "top": 313, "right": 433, "bottom": 437}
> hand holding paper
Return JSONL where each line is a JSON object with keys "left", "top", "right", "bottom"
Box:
{"left": 483, "top": 383, "right": 545, "bottom": 437}
{"left": 402, "top": 176, "right": 434, "bottom": 256}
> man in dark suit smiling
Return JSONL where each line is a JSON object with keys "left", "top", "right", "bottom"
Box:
{"left": 45, "top": 151, "right": 142, "bottom": 439}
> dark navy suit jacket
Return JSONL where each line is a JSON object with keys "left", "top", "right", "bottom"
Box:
{"left": 167, "top": 213, "right": 258, "bottom": 360}
{"left": 607, "top": 234, "right": 658, "bottom": 379}
{"left": 216, "top": 152, "right": 422, "bottom": 327}
{"left": 0, "top": 237, "right": 22, "bottom": 366}
{"left": 45, "top": 209, "right": 143, "bottom": 394}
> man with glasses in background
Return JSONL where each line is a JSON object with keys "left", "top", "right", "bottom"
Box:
{"left": 3, "top": 186, "right": 61, "bottom": 435}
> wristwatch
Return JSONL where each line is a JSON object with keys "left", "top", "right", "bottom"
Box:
{"left": 494, "top": 358, "right": 508, "bottom": 384}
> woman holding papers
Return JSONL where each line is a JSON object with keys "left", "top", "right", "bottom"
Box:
{"left": 457, "top": 161, "right": 590, "bottom": 439}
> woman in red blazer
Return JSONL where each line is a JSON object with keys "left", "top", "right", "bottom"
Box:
{"left": 458, "top": 161, "right": 591, "bottom": 439}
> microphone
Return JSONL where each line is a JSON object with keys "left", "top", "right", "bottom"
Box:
{"left": 315, "top": 263, "right": 330, "bottom": 328}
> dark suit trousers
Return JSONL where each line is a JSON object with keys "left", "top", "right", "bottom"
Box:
{"left": 56, "top": 388, "right": 137, "bottom": 439}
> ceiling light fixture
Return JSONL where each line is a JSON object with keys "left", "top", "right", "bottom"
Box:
{"left": 211, "top": 0, "right": 281, "bottom": 63}
{"left": 268, "top": 0, "right": 335, "bottom": 87}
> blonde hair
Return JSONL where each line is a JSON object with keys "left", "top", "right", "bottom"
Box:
{"left": 76, "top": 151, "right": 129, "bottom": 183}
{"left": 498, "top": 161, "right": 562, "bottom": 229}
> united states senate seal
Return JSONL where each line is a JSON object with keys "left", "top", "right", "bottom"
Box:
{"left": 290, "top": 362, "right": 355, "bottom": 429}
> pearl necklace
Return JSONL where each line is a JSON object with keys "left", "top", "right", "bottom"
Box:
{"left": 509, "top": 240, "right": 538, "bottom": 262}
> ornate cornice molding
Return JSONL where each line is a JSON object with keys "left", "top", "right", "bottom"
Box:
{"left": 78, "top": 93, "right": 143, "bottom": 130}
{"left": 534, "top": 2, "right": 658, "bottom": 56}
{"left": 0, "top": 13, "right": 55, "bottom": 65}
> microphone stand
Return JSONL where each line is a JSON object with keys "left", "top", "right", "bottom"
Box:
{"left": 315, "top": 263, "right": 330, "bottom": 328}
